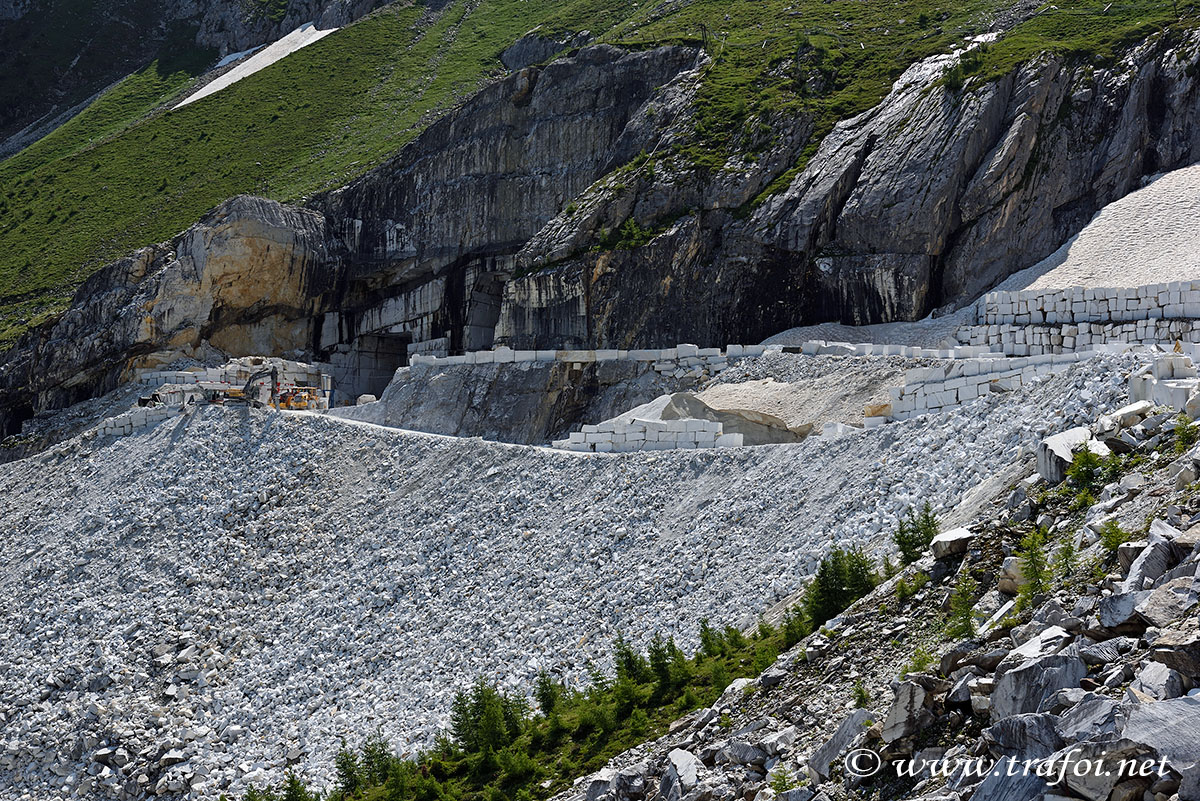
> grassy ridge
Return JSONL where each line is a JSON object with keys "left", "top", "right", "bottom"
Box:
{"left": 1, "top": 0, "right": 1195, "bottom": 348}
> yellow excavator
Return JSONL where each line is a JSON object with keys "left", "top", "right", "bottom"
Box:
{"left": 207, "top": 367, "right": 278, "bottom": 407}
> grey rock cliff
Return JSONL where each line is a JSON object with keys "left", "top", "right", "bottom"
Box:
{"left": 498, "top": 32, "right": 1200, "bottom": 349}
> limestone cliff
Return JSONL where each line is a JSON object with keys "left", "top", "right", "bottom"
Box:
{"left": 5, "top": 32, "right": 1200, "bottom": 441}
{"left": 500, "top": 32, "right": 1200, "bottom": 349}
{"left": 0, "top": 197, "right": 329, "bottom": 433}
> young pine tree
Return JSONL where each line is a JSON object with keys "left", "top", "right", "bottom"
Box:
{"left": 944, "top": 573, "right": 979, "bottom": 640}
{"left": 894, "top": 502, "right": 939, "bottom": 564}
{"left": 1016, "top": 528, "right": 1050, "bottom": 611}
{"left": 334, "top": 740, "right": 361, "bottom": 797}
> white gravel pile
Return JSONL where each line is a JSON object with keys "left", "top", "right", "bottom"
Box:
{"left": 0, "top": 353, "right": 1138, "bottom": 800}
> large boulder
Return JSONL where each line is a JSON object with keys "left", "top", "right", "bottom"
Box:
{"left": 881, "top": 681, "right": 927, "bottom": 743}
{"left": 994, "top": 625, "right": 1073, "bottom": 678}
{"left": 1130, "top": 661, "right": 1186, "bottom": 700}
{"left": 1037, "top": 429, "right": 1108, "bottom": 484}
{"left": 931, "top": 527, "right": 976, "bottom": 560}
{"left": 969, "top": 755, "right": 1051, "bottom": 801}
{"left": 1122, "top": 527, "right": 1178, "bottom": 592}
{"left": 1119, "top": 695, "right": 1200, "bottom": 773}
{"left": 1152, "top": 622, "right": 1200, "bottom": 678}
{"left": 982, "top": 713, "right": 1063, "bottom": 758}
{"left": 808, "top": 709, "right": 871, "bottom": 781}
{"left": 1136, "top": 576, "right": 1200, "bottom": 627}
{"left": 660, "top": 749, "right": 702, "bottom": 801}
{"left": 992, "top": 654, "right": 1087, "bottom": 719}
{"left": 1053, "top": 693, "right": 1120, "bottom": 742}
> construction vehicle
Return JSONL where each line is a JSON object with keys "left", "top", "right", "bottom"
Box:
{"left": 205, "top": 367, "right": 278, "bottom": 407}
{"left": 277, "top": 386, "right": 322, "bottom": 410}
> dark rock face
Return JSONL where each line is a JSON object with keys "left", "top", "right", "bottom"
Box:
{"left": 498, "top": 33, "right": 1200, "bottom": 348}
{"left": 311, "top": 44, "right": 702, "bottom": 353}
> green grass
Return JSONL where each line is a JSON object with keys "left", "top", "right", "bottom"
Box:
{"left": 1, "top": 0, "right": 1196, "bottom": 348}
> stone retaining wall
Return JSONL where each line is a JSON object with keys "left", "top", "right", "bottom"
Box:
{"left": 959, "top": 282, "right": 1200, "bottom": 355}
{"left": 957, "top": 319, "right": 1200, "bottom": 356}
{"left": 96, "top": 405, "right": 184, "bottom": 437}
{"left": 977, "top": 282, "right": 1200, "bottom": 327}
{"left": 552, "top": 418, "right": 743, "bottom": 453}
{"left": 881, "top": 352, "right": 1096, "bottom": 421}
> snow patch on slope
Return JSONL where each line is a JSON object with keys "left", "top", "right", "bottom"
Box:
{"left": 175, "top": 22, "right": 338, "bottom": 110}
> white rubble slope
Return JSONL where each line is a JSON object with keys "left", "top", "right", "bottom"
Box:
{"left": 0, "top": 353, "right": 1135, "bottom": 799}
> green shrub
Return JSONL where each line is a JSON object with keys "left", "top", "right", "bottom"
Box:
{"left": 852, "top": 680, "right": 870, "bottom": 708}
{"left": 613, "top": 632, "right": 651, "bottom": 683}
{"left": 360, "top": 729, "right": 393, "bottom": 787}
{"left": 904, "top": 645, "right": 934, "bottom": 675}
{"left": 803, "top": 546, "right": 879, "bottom": 627}
{"left": 1098, "top": 519, "right": 1133, "bottom": 554}
{"left": 335, "top": 740, "right": 362, "bottom": 797}
{"left": 1053, "top": 537, "right": 1078, "bottom": 583}
{"left": 534, "top": 669, "right": 559, "bottom": 714}
{"left": 709, "top": 659, "right": 731, "bottom": 692}
{"left": 722, "top": 625, "right": 748, "bottom": 651}
{"left": 699, "top": 618, "right": 725, "bottom": 657}
{"left": 1015, "top": 528, "right": 1050, "bottom": 611}
{"left": 944, "top": 573, "right": 979, "bottom": 640}
{"left": 894, "top": 502, "right": 939, "bottom": 564}
{"left": 1176, "top": 414, "right": 1199, "bottom": 454}
{"left": 1066, "top": 445, "right": 1104, "bottom": 492}
{"left": 1070, "top": 487, "right": 1097, "bottom": 512}
{"left": 450, "top": 680, "right": 528, "bottom": 754}
{"left": 781, "top": 606, "right": 811, "bottom": 648}
{"left": 281, "top": 772, "right": 314, "bottom": 801}
{"left": 895, "top": 571, "right": 929, "bottom": 603}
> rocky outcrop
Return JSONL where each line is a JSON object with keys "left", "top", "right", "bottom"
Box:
{"left": 498, "top": 31, "right": 1200, "bottom": 348}
{"left": 0, "top": 196, "right": 330, "bottom": 435}
{"left": 311, "top": 44, "right": 702, "bottom": 353}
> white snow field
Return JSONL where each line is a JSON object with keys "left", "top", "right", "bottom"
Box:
{"left": 175, "top": 23, "right": 338, "bottom": 110}
{"left": 0, "top": 352, "right": 1136, "bottom": 799}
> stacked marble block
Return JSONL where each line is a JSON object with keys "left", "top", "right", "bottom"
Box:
{"left": 553, "top": 418, "right": 743, "bottom": 453}
{"left": 959, "top": 282, "right": 1200, "bottom": 355}
{"left": 96, "top": 405, "right": 183, "bottom": 437}
{"left": 872, "top": 352, "right": 1095, "bottom": 422}
{"left": 1130, "top": 354, "right": 1200, "bottom": 411}
{"left": 790, "top": 341, "right": 996, "bottom": 359}
{"left": 407, "top": 337, "right": 450, "bottom": 359}
{"left": 137, "top": 360, "right": 331, "bottom": 394}
{"left": 410, "top": 343, "right": 768, "bottom": 375}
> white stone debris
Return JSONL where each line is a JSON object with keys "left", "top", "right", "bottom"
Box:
{"left": 0, "top": 352, "right": 1137, "bottom": 800}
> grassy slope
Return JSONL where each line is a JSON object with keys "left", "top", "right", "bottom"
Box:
{"left": 0, "top": 0, "right": 640, "bottom": 346}
{"left": 0, "top": 0, "right": 1194, "bottom": 348}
